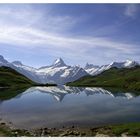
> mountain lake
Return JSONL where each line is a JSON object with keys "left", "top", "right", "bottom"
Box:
{"left": 0, "top": 86, "right": 140, "bottom": 130}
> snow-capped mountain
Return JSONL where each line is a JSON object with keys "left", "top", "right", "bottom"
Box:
{"left": 52, "top": 58, "right": 67, "bottom": 67}
{"left": 11, "top": 60, "right": 41, "bottom": 83}
{"left": 107, "top": 60, "right": 139, "bottom": 69}
{"left": 0, "top": 55, "right": 88, "bottom": 84}
{"left": 84, "top": 60, "right": 139, "bottom": 75}
{"left": 37, "top": 58, "right": 88, "bottom": 84}
{"left": 0, "top": 55, "right": 139, "bottom": 84}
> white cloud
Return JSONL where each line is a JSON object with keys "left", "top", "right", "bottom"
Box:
{"left": 124, "top": 4, "right": 138, "bottom": 18}
{"left": 0, "top": 24, "right": 138, "bottom": 53}
{"left": 0, "top": 4, "right": 78, "bottom": 33}
{"left": 0, "top": 4, "right": 139, "bottom": 65}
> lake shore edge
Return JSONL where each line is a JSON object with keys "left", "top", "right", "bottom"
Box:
{"left": 0, "top": 119, "right": 140, "bottom": 137}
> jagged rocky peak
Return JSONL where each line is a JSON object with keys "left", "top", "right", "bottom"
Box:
{"left": 0, "top": 55, "right": 8, "bottom": 63}
{"left": 0, "top": 55, "right": 4, "bottom": 60}
{"left": 12, "top": 61, "right": 23, "bottom": 66}
{"left": 53, "top": 58, "right": 66, "bottom": 67}
{"left": 85, "top": 63, "right": 99, "bottom": 69}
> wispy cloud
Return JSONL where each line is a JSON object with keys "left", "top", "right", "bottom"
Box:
{"left": 124, "top": 4, "right": 138, "bottom": 18}
{"left": 0, "top": 24, "right": 138, "bottom": 51}
{"left": 0, "top": 4, "right": 79, "bottom": 33}
{"left": 0, "top": 4, "right": 139, "bottom": 65}
{"left": 0, "top": 24, "right": 138, "bottom": 62}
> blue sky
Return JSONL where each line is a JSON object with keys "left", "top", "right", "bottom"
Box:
{"left": 0, "top": 4, "right": 140, "bottom": 67}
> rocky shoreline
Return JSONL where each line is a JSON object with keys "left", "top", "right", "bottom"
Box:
{"left": 0, "top": 121, "right": 109, "bottom": 137}
{"left": 0, "top": 119, "right": 140, "bottom": 137}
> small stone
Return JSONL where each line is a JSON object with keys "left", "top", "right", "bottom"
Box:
{"left": 69, "top": 131, "right": 74, "bottom": 135}
{"left": 44, "top": 127, "right": 48, "bottom": 130}
{"left": 90, "top": 127, "right": 97, "bottom": 131}
{"left": 121, "top": 132, "right": 128, "bottom": 137}
{"left": 44, "top": 130, "right": 50, "bottom": 135}
{"left": 96, "top": 132, "right": 109, "bottom": 137}
{"left": 72, "top": 125, "right": 75, "bottom": 128}
{"left": 15, "top": 131, "right": 18, "bottom": 134}
{"left": 74, "top": 131, "right": 80, "bottom": 136}
{"left": 81, "top": 132, "right": 86, "bottom": 136}
{"left": 1, "top": 122, "right": 5, "bottom": 125}
{"left": 59, "top": 133, "right": 68, "bottom": 137}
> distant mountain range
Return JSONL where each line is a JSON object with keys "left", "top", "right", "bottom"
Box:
{"left": 84, "top": 60, "right": 139, "bottom": 75}
{"left": 0, "top": 55, "right": 139, "bottom": 84}
{"left": 67, "top": 66, "right": 140, "bottom": 91}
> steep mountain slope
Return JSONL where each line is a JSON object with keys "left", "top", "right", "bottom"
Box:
{"left": 0, "top": 55, "right": 88, "bottom": 84}
{"left": 84, "top": 60, "right": 139, "bottom": 75}
{"left": 0, "top": 55, "right": 41, "bottom": 83}
{"left": 11, "top": 61, "right": 41, "bottom": 83}
{"left": 0, "top": 66, "right": 35, "bottom": 88}
{"left": 37, "top": 58, "right": 88, "bottom": 84}
{"left": 67, "top": 66, "right": 140, "bottom": 91}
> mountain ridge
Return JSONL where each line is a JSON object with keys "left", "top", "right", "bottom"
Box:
{"left": 67, "top": 66, "right": 140, "bottom": 91}
{"left": 0, "top": 55, "right": 88, "bottom": 84}
{"left": 0, "top": 55, "right": 139, "bottom": 84}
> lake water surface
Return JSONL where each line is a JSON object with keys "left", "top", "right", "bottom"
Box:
{"left": 0, "top": 86, "right": 140, "bottom": 129}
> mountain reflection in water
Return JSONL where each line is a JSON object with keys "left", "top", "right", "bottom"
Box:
{"left": 0, "top": 86, "right": 139, "bottom": 129}
{"left": 21, "top": 86, "right": 138, "bottom": 102}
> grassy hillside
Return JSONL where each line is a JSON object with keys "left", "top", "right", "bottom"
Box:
{"left": 0, "top": 66, "right": 35, "bottom": 88}
{"left": 0, "top": 66, "right": 57, "bottom": 100}
{"left": 67, "top": 66, "right": 140, "bottom": 91}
